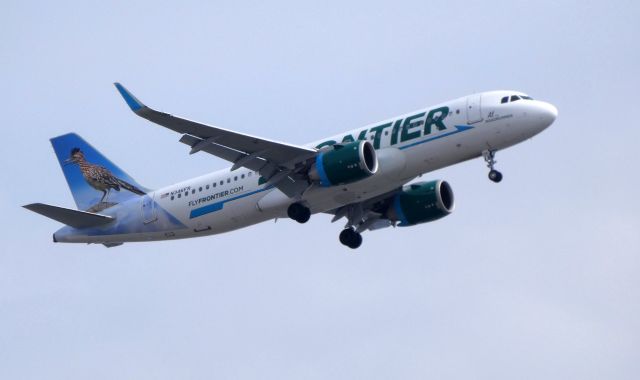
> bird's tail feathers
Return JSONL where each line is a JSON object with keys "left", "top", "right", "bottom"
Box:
{"left": 50, "top": 133, "right": 150, "bottom": 211}
{"left": 117, "top": 178, "right": 146, "bottom": 196}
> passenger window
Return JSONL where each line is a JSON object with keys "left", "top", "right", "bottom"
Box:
{"left": 219, "top": 181, "right": 223, "bottom": 185}
{"left": 501, "top": 96, "right": 508, "bottom": 104}
{"left": 227, "top": 178, "right": 230, "bottom": 183}
{"left": 199, "top": 187, "right": 202, "bottom": 192}
{"left": 234, "top": 176, "right": 238, "bottom": 181}
{"left": 192, "top": 189, "right": 195, "bottom": 194}
{"left": 206, "top": 185, "right": 209, "bottom": 190}
{"left": 171, "top": 196, "right": 174, "bottom": 200}
{"left": 213, "top": 182, "right": 217, "bottom": 187}
{"left": 178, "top": 193, "right": 181, "bottom": 198}
{"left": 241, "top": 174, "right": 245, "bottom": 179}
{"left": 510, "top": 95, "right": 521, "bottom": 102}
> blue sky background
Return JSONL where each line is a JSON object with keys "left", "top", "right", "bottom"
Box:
{"left": 2, "top": 1, "right": 639, "bottom": 379}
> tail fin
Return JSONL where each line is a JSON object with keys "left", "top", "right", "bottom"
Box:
{"left": 50, "top": 133, "right": 149, "bottom": 211}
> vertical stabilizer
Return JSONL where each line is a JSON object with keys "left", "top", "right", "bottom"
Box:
{"left": 50, "top": 133, "right": 149, "bottom": 212}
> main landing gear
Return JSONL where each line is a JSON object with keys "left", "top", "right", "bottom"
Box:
{"left": 483, "top": 149, "right": 503, "bottom": 183}
{"left": 339, "top": 227, "right": 362, "bottom": 249}
{"left": 287, "top": 202, "right": 311, "bottom": 224}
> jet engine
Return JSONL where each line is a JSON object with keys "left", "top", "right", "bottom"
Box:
{"left": 309, "top": 140, "right": 378, "bottom": 186}
{"left": 386, "top": 180, "right": 454, "bottom": 226}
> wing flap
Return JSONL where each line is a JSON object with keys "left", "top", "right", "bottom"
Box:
{"left": 24, "top": 203, "right": 115, "bottom": 229}
{"left": 179, "top": 134, "right": 309, "bottom": 197}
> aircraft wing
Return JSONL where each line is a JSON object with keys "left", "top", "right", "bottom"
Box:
{"left": 114, "top": 83, "right": 317, "bottom": 197}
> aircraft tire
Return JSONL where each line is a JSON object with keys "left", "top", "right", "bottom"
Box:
{"left": 489, "top": 170, "right": 503, "bottom": 183}
{"left": 339, "top": 228, "right": 362, "bottom": 249}
{"left": 288, "top": 202, "right": 311, "bottom": 223}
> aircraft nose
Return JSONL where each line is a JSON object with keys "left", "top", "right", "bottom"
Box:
{"left": 536, "top": 101, "right": 558, "bottom": 127}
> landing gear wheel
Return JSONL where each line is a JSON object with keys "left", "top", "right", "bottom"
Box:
{"left": 488, "top": 170, "right": 503, "bottom": 183}
{"left": 483, "top": 150, "right": 503, "bottom": 183}
{"left": 287, "top": 203, "right": 311, "bottom": 224}
{"left": 339, "top": 228, "right": 362, "bottom": 249}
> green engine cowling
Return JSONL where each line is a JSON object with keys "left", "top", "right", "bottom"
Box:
{"left": 309, "top": 140, "right": 378, "bottom": 186}
{"left": 387, "top": 180, "right": 455, "bottom": 226}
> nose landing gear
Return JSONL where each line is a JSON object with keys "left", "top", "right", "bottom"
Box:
{"left": 483, "top": 150, "right": 503, "bottom": 183}
{"left": 488, "top": 170, "right": 503, "bottom": 182}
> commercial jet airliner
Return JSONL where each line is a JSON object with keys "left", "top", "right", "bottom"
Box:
{"left": 24, "top": 84, "right": 557, "bottom": 249}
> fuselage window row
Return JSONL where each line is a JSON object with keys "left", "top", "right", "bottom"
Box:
{"left": 168, "top": 170, "right": 253, "bottom": 201}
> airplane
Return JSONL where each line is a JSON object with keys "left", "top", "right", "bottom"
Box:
{"left": 24, "top": 84, "right": 557, "bottom": 249}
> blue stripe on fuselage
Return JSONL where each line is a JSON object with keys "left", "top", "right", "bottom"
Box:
{"left": 189, "top": 185, "right": 273, "bottom": 219}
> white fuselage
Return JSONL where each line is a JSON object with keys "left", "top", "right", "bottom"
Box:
{"left": 54, "top": 90, "right": 557, "bottom": 244}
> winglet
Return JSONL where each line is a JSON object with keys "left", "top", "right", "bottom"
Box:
{"left": 114, "top": 82, "right": 146, "bottom": 112}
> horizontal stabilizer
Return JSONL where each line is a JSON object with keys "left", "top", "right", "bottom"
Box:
{"left": 23, "top": 203, "right": 115, "bottom": 229}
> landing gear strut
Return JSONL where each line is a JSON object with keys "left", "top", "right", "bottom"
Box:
{"left": 339, "top": 227, "right": 362, "bottom": 249}
{"left": 483, "top": 150, "right": 503, "bottom": 183}
{"left": 287, "top": 202, "right": 311, "bottom": 224}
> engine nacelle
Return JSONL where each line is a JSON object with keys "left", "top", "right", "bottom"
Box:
{"left": 387, "top": 180, "right": 455, "bottom": 226}
{"left": 309, "top": 140, "right": 378, "bottom": 186}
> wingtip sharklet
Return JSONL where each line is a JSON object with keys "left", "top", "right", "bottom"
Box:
{"left": 114, "top": 82, "right": 145, "bottom": 112}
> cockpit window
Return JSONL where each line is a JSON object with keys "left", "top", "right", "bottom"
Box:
{"left": 502, "top": 94, "right": 534, "bottom": 104}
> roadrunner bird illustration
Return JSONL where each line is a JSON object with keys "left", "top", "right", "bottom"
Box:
{"left": 65, "top": 147, "right": 145, "bottom": 203}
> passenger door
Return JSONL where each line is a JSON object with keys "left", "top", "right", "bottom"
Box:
{"left": 466, "top": 94, "right": 483, "bottom": 124}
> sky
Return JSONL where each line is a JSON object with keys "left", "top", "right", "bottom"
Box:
{"left": 1, "top": 0, "right": 639, "bottom": 379}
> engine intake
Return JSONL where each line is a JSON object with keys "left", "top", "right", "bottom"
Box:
{"left": 309, "top": 140, "right": 378, "bottom": 186}
{"left": 387, "top": 180, "right": 454, "bottom": 226}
